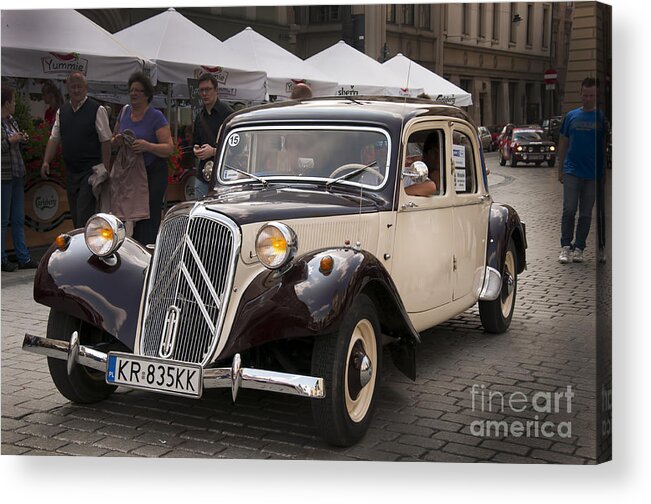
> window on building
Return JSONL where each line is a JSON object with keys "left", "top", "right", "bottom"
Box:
{"left": 478, "top": 3, "right": 486, "bottom": 39}
{"left": 463, "top": 3, "right": 471, "bottom": 36}
{"left": 460, "top": 78, "right": 472, "bottom": 92}
{"left": 308, "top": 6, "right": 341, "bottom": 24}
{"left": 386, "top": 5, "right": 396, "bottom": 24}
{"left": 419, "top": 4, "right": 431, "bottom": 30}
{"left": 509, "top": 3, "right": 518, "bottom": 44}
{"left": 526, "top": 4, "right": 534, "bottom": 46}
{"left": 542, "top": 4, "right": 551, "bottom": 48}
{"left": 403, "top": 4, "right": 415, "bottom": 26}
{"left": 492, "top": 3, "right": 500, "bottom": 41}
{"left": 443, "top": 4, "right": 449, "bottom": 33}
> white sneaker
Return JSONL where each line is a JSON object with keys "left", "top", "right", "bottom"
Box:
{"left": 573, "top": 248, "right": 584, "bottom": 262}
{"left": 559, "top": 246, "right": 573, "bottom": 264}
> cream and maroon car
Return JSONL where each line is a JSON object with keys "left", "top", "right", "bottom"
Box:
{"left": 23, "top": 97, "right": 527, "bottom": 447}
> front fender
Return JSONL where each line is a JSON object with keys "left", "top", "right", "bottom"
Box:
{"left": 217, "top": 248, "right": 420, "bottom": 359}
{"left": 486, "top": 203, "right": 527, "bottom": 275}
{"left": 33, "top": 230, "right": 151, "bottom": 350}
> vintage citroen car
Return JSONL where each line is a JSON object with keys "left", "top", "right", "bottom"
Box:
{"left": 23, "top": 97, "right": 527, "bottom": 447}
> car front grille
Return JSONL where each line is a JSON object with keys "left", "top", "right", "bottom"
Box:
{"left": 139, "top": 211, "right": 239, "bottom": 365}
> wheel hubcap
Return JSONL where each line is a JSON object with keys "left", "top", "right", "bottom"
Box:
{"left": 345, "top": 319, "right": 377, "bottom": 423}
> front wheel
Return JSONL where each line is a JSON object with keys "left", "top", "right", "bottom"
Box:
{"left": 548, "top": 159, "right": 556, "bottom": 167}
{"left": 509, "top": 155, "right": 518, "bottom": 168}
{"left": 46, "top": 309, "right": 117, "bottom": 403}
{"left": 311, "top": 294, "right": 381, "bottom": 446}
{"left": 479, "top": 239, "right": 518, "bottom": 334}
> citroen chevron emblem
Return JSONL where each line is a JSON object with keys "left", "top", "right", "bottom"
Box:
{"left": 159, "top": 305, "right": 181, "bottom": 358}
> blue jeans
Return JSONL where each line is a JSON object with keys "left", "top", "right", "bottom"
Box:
{"left": 1, "top": 176, "right": 31, "bottom": 264}
{"left": 561, "top": 174, "right": 596, "bottom": 250}
{"left": 194, "top": 177, "right": 209, "bottom": 200}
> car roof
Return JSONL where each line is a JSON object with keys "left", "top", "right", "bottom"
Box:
{"left": 226, "top": 96, "right": 475, "bottom": 131}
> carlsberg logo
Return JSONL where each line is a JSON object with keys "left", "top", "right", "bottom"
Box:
{"left": 435, "top": 94, "right": 456, "bottom": 105}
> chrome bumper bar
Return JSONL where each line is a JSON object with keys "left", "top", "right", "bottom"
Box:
{"left": 22, "top": 333, "right": 325, "bottom": 401}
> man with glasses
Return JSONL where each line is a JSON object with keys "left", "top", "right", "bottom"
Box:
{"left": 41, "top": 71, "right": 111, "bottom": 227}
{"left": 192, "top": 74, "right": 234, "bottom": 198}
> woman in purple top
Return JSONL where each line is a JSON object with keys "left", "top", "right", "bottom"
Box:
{"left": 112, "top": 71, "right": 173, "bottom": 245}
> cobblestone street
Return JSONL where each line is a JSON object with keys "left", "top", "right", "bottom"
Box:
{"left": 1, "top": 151, "right": 607, "bottom": 463}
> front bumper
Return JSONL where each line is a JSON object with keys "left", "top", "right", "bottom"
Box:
{"left": 514, "top": 152, "right": 555, "bottom": 163}
{"left": 22, "top": 333, "right": 325, "bottom": 401}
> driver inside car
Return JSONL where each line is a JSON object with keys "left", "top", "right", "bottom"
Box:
{"left": 404, "top": 133, "right": 440, "bottom": 196}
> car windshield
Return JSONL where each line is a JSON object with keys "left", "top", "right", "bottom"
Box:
{"left": 513, "top": 131, "right": 544, "bottom": 142}
{"left": 218, "top": 127, "right": 390, "bottom": 189}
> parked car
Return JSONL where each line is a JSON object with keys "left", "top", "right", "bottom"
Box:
{"left": 542, "top": 115, "right": 563, "bottom": 144}
{"left": 23, "top": 97, "right": 527, "bottom": 447}
{"left": 499, "top": 127, "right": 556, "bottom": 167}
{"left": 478, "top": 126, "right": 493, "bottom": 152}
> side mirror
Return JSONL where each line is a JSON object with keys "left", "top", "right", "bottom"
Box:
{"left": 402, "top": 160, "right": 429, "bottom": 183}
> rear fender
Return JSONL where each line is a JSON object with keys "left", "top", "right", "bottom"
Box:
{"left": 486, "top": 203, "right": 528, "bottom": 275}
{"left": 218, "top": 248, "right": 420, "bottom": 360}
{"left": 33, "top": 230, "right": 151, "bottom": 350}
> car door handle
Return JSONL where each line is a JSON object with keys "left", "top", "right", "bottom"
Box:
{"left": 480, "top": 194, "right": 491, "bottom": 201}
{"left": 401, "top": 201, "right": 419, "bottom": 209}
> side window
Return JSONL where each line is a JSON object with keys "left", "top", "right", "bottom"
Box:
{"left": 404, "top": 129, "right": 446, "bottom": 196}
{"left": 452, "top": 131, "right": 477, "bottom": 194}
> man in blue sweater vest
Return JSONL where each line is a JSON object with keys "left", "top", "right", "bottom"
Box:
{"left": 41, "top": 72, "right": 111, "bottom": 228}
{"left": 557, "top": 77, "right": 607, "bottom": 264}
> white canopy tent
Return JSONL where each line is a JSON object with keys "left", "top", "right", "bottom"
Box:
{"left": 1, "top": 9, "right": 152, "bottom": 83}
{"left": 223, "top": 27, "right": 337, "bottom": 99}
{"left": 305, "top": 41, "right": 423, "bottom": 97}
{"left": 113, "top": 8, "right": 266, "bottom": 102}
{"left": 383, "top": 53, "right": 472, "bottom": 107}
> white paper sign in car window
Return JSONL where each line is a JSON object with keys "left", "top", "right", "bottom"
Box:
{"left": 452, "top": 144, "right": 467, "bottom": 192}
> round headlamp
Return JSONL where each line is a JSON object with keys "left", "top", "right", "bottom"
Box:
{"left": 255, "top": 222, "right": 298, "bottom": 270}
{"left": 550, "top": 145, "right": 556, "bottom": 152}
{"left": 84, "top": 213, "right": 126, "bottom": 257}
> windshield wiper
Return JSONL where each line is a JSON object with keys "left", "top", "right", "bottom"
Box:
{"left": 223, "top": 164, "right": 268, "bottom": 187}
{"left": 325, "top": 161, "right": 379, "bottom": 189}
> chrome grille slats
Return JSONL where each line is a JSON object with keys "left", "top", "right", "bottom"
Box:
{"left": 141, "top": 215, "right": 188, "bottom": 357}
{"left": 139, "top": 210, "right": 238, "bottom": 365}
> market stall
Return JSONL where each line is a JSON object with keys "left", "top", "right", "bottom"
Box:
{"left": 382, "top": 53, "right": 473, "bottom": 106}
{"left": 1, "top": 9, "right": 153, "bottom": 250}
{"left": 223, "top": 27, "right": 337, "bottom": 99}
{"left": 305, "top": 41, "right": 423, "bottom": 97}
{"left": 113, "top": 8, "right": 267, "bottom": 103}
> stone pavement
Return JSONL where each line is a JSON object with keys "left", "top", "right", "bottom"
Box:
{"left": 1, "top": 153, "right": 606, "bottom": 462}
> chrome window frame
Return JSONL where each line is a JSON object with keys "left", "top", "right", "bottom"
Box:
{"left": 216, "top": 125, "right": 393, "bottom": 192}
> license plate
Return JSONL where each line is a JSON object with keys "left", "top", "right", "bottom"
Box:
{"left": 106, "top": 352, "right": 202, "bottom": 398}
{"left": 528, "top": 154, "right": 544, "bottom": 160}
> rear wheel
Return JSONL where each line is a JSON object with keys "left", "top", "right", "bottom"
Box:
{"left": 311, "top": 294, "right": 381, "bottom": 446}
{"left": 46, "top": 310, "right": 116, "bottom": 403}
{"left": 479, "top": 239, "right": 518, "bottom": 334}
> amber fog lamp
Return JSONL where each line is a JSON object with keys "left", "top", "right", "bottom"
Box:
{"left": 255, "top": 222, "right": 298, "bottom": 270}
{"left": 319, "top": 255, "right": 334, "bottom": 275}
{"left": 54, "top": 234, "right": 71, "bottom": 251}
{"left": 84, "top": 213, "right": 126, "bottom": 257}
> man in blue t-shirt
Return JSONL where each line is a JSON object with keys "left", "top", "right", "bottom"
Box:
{"left": 557, "top": 77, "right": 607, "bottom": 264}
